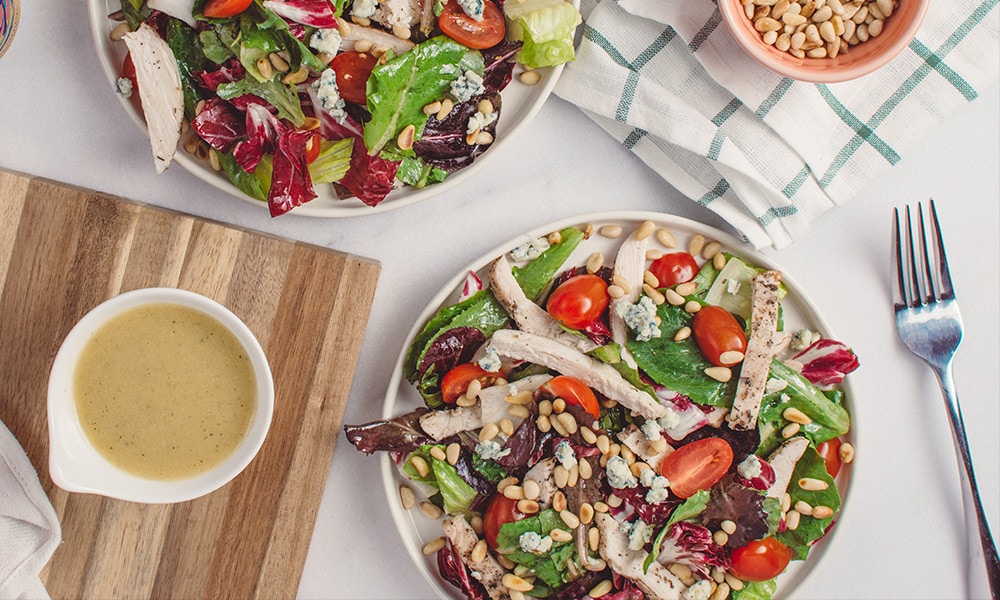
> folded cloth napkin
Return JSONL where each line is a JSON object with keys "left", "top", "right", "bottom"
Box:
{"left": 554, "top": 0, "right": 1000, "bottom": 249}
{"left": 1, "top": 420, "right": 60, "bottom": 600}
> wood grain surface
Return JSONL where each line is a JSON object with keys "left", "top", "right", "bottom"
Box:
{"left": 0, "top": 170, "right": 381, "bottom": 599}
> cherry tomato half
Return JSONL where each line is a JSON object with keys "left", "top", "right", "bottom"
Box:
{"left": 203, "top": 0, "right": 253, "bottom": 18}
{"left": 483, "top": 494, "right": 526, "bottom": 549}
{"left": 649, "top": 252, "right": 699, "bottom": 288}
{"left": 440, "top": 362, "right": 503, "bottom": 404}
{"left": 729, "top": 537, "right": 792, "bottom": 582}
{"left": 546, "top": 274, "right": 610, "bottom": 330}
{"left": 305, "top": 132, "right": 322, "bottom": 164}
{"left": 659, "top": 437, "right": 734, "bottom": 499}
{"left": 329, "top": 51, "right": 379, "bottom": 105}
{"left": 816, "top": 438, "right": 843, "bottom": 478}
{"left": 538, "top": 375, "right": 601, "bottom": 420}
{"left": 438, "top": 0, "right": 506, "bottom": 49}
{"left": 692, "top": 305, "right": 748, "bottom": 367}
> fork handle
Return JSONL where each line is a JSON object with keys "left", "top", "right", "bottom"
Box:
{"left": 936, "top": 365, "right": 1000, "bottom": 599}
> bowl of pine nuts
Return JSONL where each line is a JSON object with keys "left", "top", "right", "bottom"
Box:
{"left": 719, "top": 0, "right": 930, "bottom": 83}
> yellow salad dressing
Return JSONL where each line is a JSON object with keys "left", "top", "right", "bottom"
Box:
{"left": 73, "top": 303, "right": 256, "bottom": 480}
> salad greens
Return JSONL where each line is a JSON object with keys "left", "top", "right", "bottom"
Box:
{"left": 344, "top": 221, "right": 860, "bottom": 599}
{"left": 111, "top": 0, "right": 581, "bottom": 214}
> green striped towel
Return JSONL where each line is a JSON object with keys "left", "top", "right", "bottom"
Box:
{"left": 554, "top": 0, "right": 999, "bottom": 248}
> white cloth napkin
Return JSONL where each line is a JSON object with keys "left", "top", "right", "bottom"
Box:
{"left": 1, "top": 420, "right": 60, "bottom": 600}
{"left": 554, "top": 0, "right": 1000, "bottom": 249}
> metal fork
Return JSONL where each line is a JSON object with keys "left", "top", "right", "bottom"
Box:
{"left": 893, "top": 200, "right": 1000, "bottom": 599}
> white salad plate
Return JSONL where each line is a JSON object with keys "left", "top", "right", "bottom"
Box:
{"left": 87, "top": 0, "right": 573, "bottom": 217}
{"left": 379, "top": 211, "right": 858, "bottom": 599}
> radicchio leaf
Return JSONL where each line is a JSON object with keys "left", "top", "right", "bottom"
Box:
{"left": 614, "top": 486, "right": 680, "bottom": 526}
{"left": 335, "top": 135, "right": 400, "bottom": 206}
{"left": 437, "top": 537, "right": 488, "bottom": 600}
{"left": 268, "top": 128, "right": 317, "bottom": 216}
{"left": 342, "top": 407, "right": 431, "bottom": 454}
{"left": 262, "top": 0, "right": 338, "bottom": 27}
{"left": 653, "top": 521, "right": 729, "bottom": 577}
{"left": 793, "top": 339, "right": 860, "bottom": 386}
{"left": 233, "top": 103, "right": 283, "bottom": 173}
{"left": 411, "top": 91, "right": 501, "bottom": 172}
{"left": 194, "top": 59, "right": 245, "bottom": 92}
{"left": 190, "top": 97, "right": 244, "bottom": 152}
{"left": 416, "top": 326, "right": 486, "bottom": 384}
{"left": 481, "top": 40, "right": 522, "bottom": 92}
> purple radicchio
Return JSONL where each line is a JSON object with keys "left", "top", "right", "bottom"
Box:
{"left": 792, "top": 339, "right": 860, "bottom": 386}
{"left": 268, "top": 128, "right": 317, "bottom": 216}
{"left": 190, "top": 97, "right": 244, "bottom": 152}
{"left": 436, "top": 537, "right": 488, "bottom": 600}
{"left": 654, "top": 390, "right": 709, "bottom": 441}
{"left": 654, "top": 521, "right": 730, "bottom": 578}
{"left": 262, "top": 0, "right": 338, "bottom": 27}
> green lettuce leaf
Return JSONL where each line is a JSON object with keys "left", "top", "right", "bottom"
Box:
{"left": 756, "top": 360, "right": 850, "bottom": 455}
{"left": 308, "top": 138, "right": 353, "bottom": 184}
{"left": 402, "top": 445, "right": 479, "bottom": 517}
{"left": 495, "top": 509, "right": 578, "bottom": 589}
{"left": 774, "top": 446, "right": 840, "bottom": 560}
{"left": 504, "top": 0, "right": 582, "bottom": 68}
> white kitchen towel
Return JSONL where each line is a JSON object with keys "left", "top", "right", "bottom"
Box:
{"left": 0, "top": 420, "right": 60, "bottom": 600}
{"left": 554, "top": 0, "right": 1000, "bottom": 249}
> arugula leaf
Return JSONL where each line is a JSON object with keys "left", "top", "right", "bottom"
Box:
{"left": 628, "top": 304, "right": 737, "bottom": 407}
{"left": 365, "top": 36, "right": 484, "bottom": 154}
{"left": 510, "top": 226, "right": 585, "bottom": 300}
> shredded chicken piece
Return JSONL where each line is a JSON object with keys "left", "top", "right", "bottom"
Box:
{"left": 727, "top": 270, "right": 782, "bottom": 430}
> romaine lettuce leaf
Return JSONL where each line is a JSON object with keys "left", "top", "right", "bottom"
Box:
{"left": 504, "top": 0, "right": 581, "bottom": 68}
{"left": 403, "top": 445, "right": 479, "bottom": 517}
{"left": 756, "top": 359, "right": 850, "bottom": 455}
{"left": 774, "top": 446, "right": 840, "bottom": 560}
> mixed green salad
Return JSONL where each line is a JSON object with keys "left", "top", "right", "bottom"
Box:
{"left": 345, "top": 219, "right": 860, "bottom": 600}
{"left": 109, "top": 0, "right": 580, "bottom": 215}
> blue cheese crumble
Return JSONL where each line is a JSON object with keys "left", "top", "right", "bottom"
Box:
{"left": 605, "top": 456, "right": 637, "bottom": 489}
{"left": 683, "top": 579, "right": 714, "bottom": 600}
{"left": 554, "top": 440, "right": 577, "bottom": 470}
{"left": 510, "top": 237, "right": 550, "bottom": 262}
{"left": 457, "top": 0, "right": 485, "bottom": 20}
{"left": 478, "top": 346, "right": 502, "bottom": 373}
{"left": 115, "top": 77, "right": 134, "bottom": 99}
{"left": 641, "top": 410, "right": 681, "bottom": 442}
{"left": 615, "top": 296, "right": 661, "bottom": 342}
{"left": 621, "top": 519, "right": 653, "bottom": 551}
{"left": 309, "top": 28, "right": 342, "bottom": 56}
{"left": 645, "top": 474, "right": 670, "bottom": 504}
{"left": 351, "top": 0, "right": 377, "bottom": 19}
{"left": 450, "top": 70, "right": 486, "bottom": 103}
{"left": 312, "top": 69, "right": 347, "bottom": 123}
{"left": 476, "top": 439, "right": 511, "bottom": 461}
{"left": 791, "top": 328, "right": 821, "bottom": 351}
{"left": 467, "top": 109, "right": 497, "bottom": 135}
{"left": 519, "top": 531, "right": 553, "bottom": 554}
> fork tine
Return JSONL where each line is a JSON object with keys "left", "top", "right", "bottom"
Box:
{"left": 905, "top": 205, "right": 926, "bottom": 307}
{"left": 916, "top": 203, "right": 938, "bottom": 301}
{"left": 892, "top": 207, "right": 909, "bottom": 308}
{"left": 929, "top": 199, "right": 956, "bottom": 301}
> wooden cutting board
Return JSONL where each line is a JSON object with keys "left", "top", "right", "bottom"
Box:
{"left": 0, "top": 170, "right": 381, "bottom": 599}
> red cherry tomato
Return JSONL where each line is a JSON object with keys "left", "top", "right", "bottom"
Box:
{"left": 203, "top": 0, "right": 253, "bottom": 18}
{"left": 649, "top": 252, "right": 700, "bottom": 288}
{"left": 329, "top": 51, "right": 379, "bottom": 105}
{"left": 438, "top": 0, "right": 506, "bottom": 49}
{"left": 483, "top": 495, "right": 526, "bottom": 549}
{"left": 440, "top": 362, "right": 502, "bottom": 404}
{"left": 729, "top": 537, "right": 793, "bottom": 582}
{"left": 121, "top": 52, "right": 142, "bottom": 112}
{"left": 304, "top": 132, "right": 322, "bottom": 163}
{"left": 538, "top": 375, "right": 601, "bottom": 420}
{"left": 816, "top": 438, "right": 843, "bottom": 478}
{"left": 546, "top": 274, "right": 610, "bottom": 330}
{"left": 659, "top": 437, "right": 734, "bottom": 499}
{"left": 692, "top": 305, "right": 748, "bottom": 367}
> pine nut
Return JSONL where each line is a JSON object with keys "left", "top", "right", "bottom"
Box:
{"left": 668, "top": 562, "right": 693, "bottom": 580}
{"left": 580, "top": 502, "right": 595, "bottom": 525}
{"left": 499, "top": 417, "right": 515, "bottom": 436}
{"left": 503, "top": 484, "right": 525, "bottom": 500}
{"left": 282, "top": 66, "right": 308, "bottom": 85}
{"left": 675, "top": 281, "right": 698, "bottom": 296}
{"left": 553, "top": 490, "right": 568, "bottom": 512}
{"left": 688, "top": 234, "right": 705, "bottom": 256}
{"left": 719, "top": 350, "right": 745, "bottom": 364}
{"left": 839, "top": 442, "right": 855, "bottom": 463}
{"left": 397, "top": 124, "right": 416, "bottom": 151}
{"left": 506, "top": 390, "right": 533, "bottom": 405}
{"left": 596, "top": 435, "right": 611, "bottom": 454}
{"left": 420, "top": 501, "right": 443, "bottom": 519}
{"left": 586, "top": 252, "right": 604, "bottom": 273}
{"left": 422, "top": 536, "right": 445, "bottom": 555}
{"left": 794, "top": 500, "right": 814, "bottom": 515}
{"left": 550, "top": 528, "right": 572, "bottom": 543}
{"left": 354, "top": 39, "right": 373, "bottom": 52}
{"left": 208, "top": 149, "right": 222, "bottom": 171}
{"left": 429, "top": 446, "right": 447, "bottom": 461}
{"left": 523, "top": 478, "right": 540, "bottom": 500}
{"left": 782, "top": 407, "right": 812, "bottom": 424}
{"left": 785, "top": 509, "right": 802, "bottom": 530}
{"left": 536, "top": 414, "right": 552, "bottom": 433}
{"left": 446, "top": 443, "right": 461, "bottom": 465}
{"left": 399, "top": 484, "right": 416, "bottom": 510}
{"left": 712, "top": 582, "right": 731, "bottom": 600}
{"left": 517, "top": 499, "right": 540, "bottom": 514}
{"left": 508, "top": 404, "right": 530, "bottom": 419}
{"left": 554, "top": 465, "right": 569, "bottom": 488}
{"left": 606, "top": 493, "right": 623, "bottom": 508}
{"left": 781, "top": 422, "right": 801, "bottom": 438}
{"left": 684, "top": 300, "right": 702, "bottom": 313}
{"left": 725, "top": 572, "right": 745, "bottom": 591}
{"left": 471, "top": 539, "right": 488, "bottom": 563}
{"left": 581, "top": 426, "right": 598, "bottom": 444}
{"left": 720, "top": 520, "right": 737, "bottom": 535}
{"left": 560, "top": 510, "right": 581, "bottom": 529}
{"left": 269, "top": 52, "right": 290, "bottom": 72}
{"left": 557, "top": 412, "right": 579, "bottom": 435}
{"left": 798, "top": 477, "right": 829, "bottom": 491}
{"left": 497, "top": 477, "right": 519, "bottom": 493}
{"left": 518, "top": 69, "right": 541, "bottom": 85}
{"left": 423, "top": 100, "right": 442, "bottom": 115}
{"left": 644, "top": 284, "right": 666, "bottom": 306}
{"left": 503, "top": 574, "right": 534, "bottom": 592}
{"left": 812, "top": 505, "right": 835, "bottom": 519}
{"left": 436, "top": 98, "right": 454, "bottom": 120}
{"left": 636, "top": 220, "right": 656, "bottom": 240}
{"left": 713, "top": 530, "right": 729, "bottom": 546}
{"left": 665, "top": 289, "right": 686, "bottom": 306}
{"left": 599, "top": 224, "right": 623, "bottom": 238}
{"left": 479, "top": 422, "right": 499, "bottom": 442}
{"left": 410, "top": 455, "right": 430, "bottom": 478}
{"left": 567, "top": 464, "right": 579, "bottom": 487}
{"left": 702, "top": 241, "right": 723, "bottom": 260}
{"left": 704, "top": 364, "right": 732, "bottom": 381}
{"left": 590, "top": 580, "right": 613, "bottom": 598}
{"left": 589, "top": 525, "right": 601, "bottom": 549}
{"left": 674, "top": 326, "right": 692, "bottom": 341}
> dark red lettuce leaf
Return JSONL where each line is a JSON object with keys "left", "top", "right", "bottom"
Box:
{"left": 334, "top": 136, "right": 399, "bottom": 206}
{"left": 268, "top": 128, "right": 318, "bottom": 216}
{"left": 481, "top": 40, "right": 522, "bottom": 92}
{"left": 411, "top": 91, "right": 501, "bottom": 172}
{"left": 415, "top": 326, "right": 486, "bottom": 384}
{"left": 614, "top": 486, "right": 681, "bottom": 526}
{"left": 233, "top": 103, "right": 283, "bottom": 173}
{"left": 701, "top": 476, "right": 770, "bottom": 548}
{"left": 262, "top": 0, "right": 339, "bottom": 27}
{"left": 495, "top": 401, "right": 540, "bottom": 470}
{"left": 194, "top": 58, "right": 245, "bottom": 92}
{"left": 191, "top": 97, "right": 244, "bottom": 151}
{"left": 342, "top": 407, "right": 431, "bottom": 455}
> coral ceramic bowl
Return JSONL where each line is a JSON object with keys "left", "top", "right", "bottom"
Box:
{"left": 47, "top": 288, "right": 274, "bottom": 504}
{"left": 719, "top": 0, "right": 930, "bottom": 83}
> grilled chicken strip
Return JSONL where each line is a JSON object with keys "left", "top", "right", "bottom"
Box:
{"left": 441, "top": 515, "right": 510, "bottom": 600}
{"left": 609, "top": 231, "right": 648, "bottom": 369}
{"left": 489, "top": 255, "right": 598, "bottom": 354}
{"left": 122, "top": 23, "right": 183, "bottom": 174}
{"left": 487, "top": 330, "right": 666, "bottom": 419}
{"left": 727, "top": 270, "right": 783, "bottom": 430}
{"left": 596, "top": 513, "right": 686, "bottom": 599}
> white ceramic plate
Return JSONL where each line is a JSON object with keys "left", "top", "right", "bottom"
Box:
{"left": 87, "top": 2, "right": 571, "bottom": 217}
{"left": 379, "top": 211, "right": 857, "bottom": 599}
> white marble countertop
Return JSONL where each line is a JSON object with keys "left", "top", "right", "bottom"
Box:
{"left": 1, "top": 4, "right": 997, "bottom": 599}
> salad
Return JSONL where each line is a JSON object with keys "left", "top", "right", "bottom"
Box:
{"left": 106, "top": 0, "right": 581, "bottom": 215}
{"left": 344, "top": 216, "right": 860, "bottom": 600}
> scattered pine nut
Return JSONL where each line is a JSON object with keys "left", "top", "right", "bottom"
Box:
{"left": 471, "top": 539, "right": 488, "bottom": 563}
{"left": 812, "top": 505, "right": 835, "bottom": 519}
{"left": 839, "top": 442, "right": 855, "bottom": 463}
{"left": 705, "top": 366, "right": 732, "bottom": 382}
{"left": 684, "top": 300, "right": 703, "bottom": 313}
{"left": 422, "top": 536, "right": 446, "bottom": 555}
{"left": 674, "top": 326, "right": 692, "bottom": 341}
{"left": 702, "top": 241, "right": 723, "bottom": 260}
{"left": 420, "top": 501, "right": 443, "bottom": 519}
{"left": 635, "top": 220, "right": 656, "bottom": 240}
{"left": 656, "top": 228, "right": 678, "bottom": 248}
{"left": 783, "top": 407, "right": 813, "bottom": 424}
{"left": 675, "top": 281, "right": 698, "bottom": 297}
{"left": 399, "top": 484, "right": 416, "bottom": 510}
{"left": 798, "top": 477, "right": 829, "bottom": 491}
{"left": 518, "top": 69, "right": 541, "bottom": 85}
{"left": 781, "top": 422, "right": 801, "bottom": 438}
{"left": 446, "top": 442, "right": 461, "bottom": 465}
{"left": 688, "top": 234, "right": 705, "bottom": 256}
{"left": 599, "top": 224, "right": 623, "bottom": 238}
{"left": 410, "top": 455, "right": 430, "bottom": 478}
